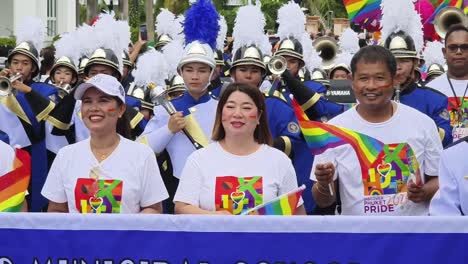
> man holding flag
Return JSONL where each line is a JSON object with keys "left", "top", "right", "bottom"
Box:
{"left": 309, "top": 46, "right": 442, "bottom": 215}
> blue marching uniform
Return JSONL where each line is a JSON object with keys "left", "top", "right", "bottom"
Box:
{"left": 278, "top": 72, "right": 344, "bottom": 122}
{"left": 263, "top": 95, "right": 316, "bottom": 214}
{"left": 0, "top": 81, "right": 57, "bottom": 211}
{"left": 399, "top": 82, "right": 453, "bottom": 147}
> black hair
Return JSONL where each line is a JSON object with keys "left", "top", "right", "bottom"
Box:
{"left": 115, "top": 98, "right": 132, "bottom": 140}
{"left": 445, "top": 24, "right": 468, "bottom": 46}
{"left": 350, "top": 45, "right": 397, "bottom": 77}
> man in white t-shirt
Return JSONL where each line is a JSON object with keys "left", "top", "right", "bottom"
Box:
{"left": 311, "top": 46, "right": 443, "bottom": 216}
{"left": 427, "top": 25, "right": 468, "bottom": 141}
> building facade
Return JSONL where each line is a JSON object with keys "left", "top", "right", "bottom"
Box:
{"left": 0, "top": 0, "right": 76, "bottom": 42}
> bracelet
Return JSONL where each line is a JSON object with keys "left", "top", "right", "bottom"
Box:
{"left": 314, "top": 182, "right": 332, "bottom": 196}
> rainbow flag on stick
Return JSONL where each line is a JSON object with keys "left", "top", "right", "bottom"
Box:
{"left": 242, "top": 185, "right": 305, "bottom": 216}
{"left": 292, "top": 99, "right": 385, "bottom": 177}
{"left": 0, "top": 149, "right": 31, "bottom": 212}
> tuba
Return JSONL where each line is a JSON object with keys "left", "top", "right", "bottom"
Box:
{"left": 0, "top": 73, "right": 23, "bottom": 97}
{"left": 434, "top": 7, "right": 468, "bottom": 39}
{"left": 313, "top": 36, "right": 338, "bottom": 70}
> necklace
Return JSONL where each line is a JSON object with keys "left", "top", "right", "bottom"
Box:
{"left": 90, "top": 137, "right": 120, "bottom": 162}
{"left": 447, "top": 75, "right": 468, "bottom": 127}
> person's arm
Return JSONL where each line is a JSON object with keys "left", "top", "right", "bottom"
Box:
{"left": 312, "top": 162, "right": 337, "bottom": 208}
{"left": 139, "top": 148, "right": 169, "bottom": 213}
{"left": 432, "top": 96, "right": 453, "bottom": 147}
{"left": 174, "top": 202, "right": 231, "bottom": 215}
{"left": 20, "top": 201, "right": 28, "bottom": 212}
{"left": 137, "top": 108, "right": 183, "bottom": 154}
{"left": 140, "top": 202, "right": 163, "bottom": 214}
{"left": 129, "top": 38, "right": 147, "bottom": 64}
{"left": 408, "top": 117, "right": 444, "bottom": 203}
{"left": 408, "top": 176, "right": 439, "bottom": 203}
{"left": 429, "top": 151, "right": 462, "bottom": 215}
{"left": 47, "top": 201, "right": 69, "bottom": 213}
{"left": 295, "top": 204, "right": 306, "bottom": 215}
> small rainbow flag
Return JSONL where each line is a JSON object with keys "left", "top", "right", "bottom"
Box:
{"left": 0, "top": 149, "right": 31, "bottom": 212}
{"left": 292, "top": 99, "right": 385, "bottom": 177}
{"left": 242, "top": 185, "right": 305, "bottom": 216}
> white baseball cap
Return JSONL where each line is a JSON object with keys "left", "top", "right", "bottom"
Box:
{"left": 75, "top": 74, "right": 126, "bottom": 103}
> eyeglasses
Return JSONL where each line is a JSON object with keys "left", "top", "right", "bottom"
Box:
{"left": 447, "top": 44, "right": 468, "bottom": 53}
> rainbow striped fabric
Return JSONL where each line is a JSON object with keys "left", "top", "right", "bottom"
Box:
{"left": 292, "top": 99, "right": 385, "bottom": 177}
{"left": 243, "top": 185, "right": 305, "bottom": 216}
{"left": 344, "top": 0, "right": 382, "bottom": 26}
{"left": 0, "top": 149, "right": 31, "bottom": 212}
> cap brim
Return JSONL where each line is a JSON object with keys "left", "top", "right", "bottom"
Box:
{"left": 74, "top": 82, "right": 96, "bottom": 100}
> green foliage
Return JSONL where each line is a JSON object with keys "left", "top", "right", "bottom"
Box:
{"left": 0, "top": 37, "right": 15, "bottom": 47}
{"left": 262, "top": 0, "right": 288, "bottom": 31}
{"left": 305, "top": 0, "right": 347, "bottom": 19}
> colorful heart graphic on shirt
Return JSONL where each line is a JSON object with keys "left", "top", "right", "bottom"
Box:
{"left": 230, "top": 190, "right": 245, "bottom": 205}
{"left": 89, "top": 196, "right": 103, "bottom": 211}
{"left": 377, "top": 163, "right": 392, "bottom": 178}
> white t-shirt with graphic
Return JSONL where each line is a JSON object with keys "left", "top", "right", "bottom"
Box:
{"left": 0, "top": 140, "right": 15, "bottom": 176}
{"left": 174, "top": 142, "right": 303, "bottom": 215}
{"left": 428, "top": 73, "right": 468, "bottom": 140}
{"left": 311, "top": 103, "right": 443, "bottom": 216}
{"left": 41, "top": 136, "right": 168, "bottom": 214}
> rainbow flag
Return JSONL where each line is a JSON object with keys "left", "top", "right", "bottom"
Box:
{"left": 344, "top": 0, "right": 382, "bottom": 26}
{"left": 292, "top": 99, "right": 385, "bottom": 177}
{"left": 0, "top": 149, "right": 31, "bottom": 212}
{"left": 425, "top": 0, "right": 468, "bottom": 24}
{"left": 242, "top": 185, "right": 305, "bottom": 216}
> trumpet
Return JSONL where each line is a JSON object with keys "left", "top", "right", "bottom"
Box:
{"left": 55, "top": 81, "right": 73, "bottom": 99}
{"left": 0, "top": 73, "right": 23, "bottom": 97}
{"left": 267, "top": 55, "right": 287, "bottom": 77}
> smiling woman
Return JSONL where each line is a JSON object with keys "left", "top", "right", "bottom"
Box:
{"left": 174, "top": 83, "right": 306, "bottom": 215}
{"left": 41, "top": 74, "right": 168, "bottom": 214}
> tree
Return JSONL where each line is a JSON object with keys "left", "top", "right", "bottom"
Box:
{"left": 87, "top": 0, "right": 99, "bottom": 23}
{"left": 145, "top": 0, "right": 155, "bottom": 42}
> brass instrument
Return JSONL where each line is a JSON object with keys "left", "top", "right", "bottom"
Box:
{"left": 56, "top": 81, "right": 73, "bottom": 99}
{"left": 434, "top": 7, "right": 468, "bottom": 39}
{"left": 267, "top": 55, "right": 287, "bottom": 77}
{"left": 0, "top": 73, "right": 23, "bottom": 97}
{"left": 313, "top": 37, "right": 338, "bottom": 70}
{"left": 153, "top": 90, "right": 203, "bottom": 150}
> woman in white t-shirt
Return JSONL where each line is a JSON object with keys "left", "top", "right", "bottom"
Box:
{"left": 41, "top": 74, "right": 168, "bottom": 214}
{"left": 174, "top": 83, "right": 306, "bottom": 215}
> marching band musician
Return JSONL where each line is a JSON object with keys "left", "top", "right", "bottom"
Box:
{"left": 383, "top": 30, "right": 452, "bottom": 146}
{"left": 137, "top": 0, "right": 221, "bottom": 211}
{"left": 0, "top": 18, "right": 57, "bottom": 211}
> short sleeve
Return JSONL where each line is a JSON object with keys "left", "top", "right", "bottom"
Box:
{"left": 173, "top": 153, "right": 202, "bottom": 206}
{"left": 139, "top": 151, "right": 169, "bottom": 207}
{"left": 278, "top": 155, "right": 304, "bottom": 206}
{"left": 41, "top": 150, "right": 68, "bottom": 203}
{"left": 423, "top": 120, "right": 443, "bottom": 177}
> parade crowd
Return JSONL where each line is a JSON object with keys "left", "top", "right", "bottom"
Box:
{"left": 0, "top": 0, "right": 467, "bottom": 217}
